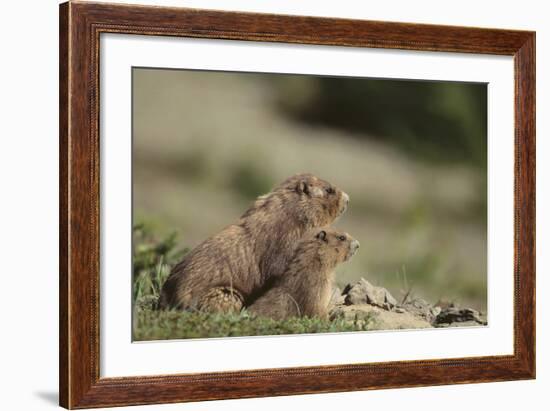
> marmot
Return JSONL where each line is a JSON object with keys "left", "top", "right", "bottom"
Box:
{"left": 248, "top": 228, "right": 359, "bottom": 320}
{"left": 159, "top": 173, "right": 350, "bottom": 312}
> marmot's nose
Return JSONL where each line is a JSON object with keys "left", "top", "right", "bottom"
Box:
{"left": 351, "top": 239, "right": 360, "bottom": 250}
{"left": 342, "top": 192, "right": 350, "bottom": 205}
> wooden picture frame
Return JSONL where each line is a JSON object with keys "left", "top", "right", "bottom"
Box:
{"left": 59, "top": 1, "right": 535, "bottom": 408}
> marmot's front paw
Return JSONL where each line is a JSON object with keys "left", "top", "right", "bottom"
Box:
{"left": 198, "top": 287, "right": 244, "bottom": 314}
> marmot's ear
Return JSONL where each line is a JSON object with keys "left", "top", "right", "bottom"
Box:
{"left": 296, "top": 180, "right": 309, "bottom": 195}
{"left": 316, "top": 230, "right": 327, "bottom": 241}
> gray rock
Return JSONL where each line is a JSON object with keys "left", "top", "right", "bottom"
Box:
{"left": 338, "top": 277, "right": 486, "bottom": 330}
{"left": 431, "top": 306, "right": 442, "bottom": 317}
{"left": 344, "top": 278, "right": 373, "bottom": 305}
{"left": 435, "top": 321, "right": 485, "bottom": 328}
{"left": 384, "top": 289, "right": 398, "bottom": 307}
{"left": 343, "top": 278, "right": 398, "bottom": 310}
{"left": 403, "top": 298, "right": 436, "bottom": 323}
{"left": 329, "top": 286, "right": 346, "bottom": 307}
{"left": 435, "top": 307, "right": 486, "bottom": 326}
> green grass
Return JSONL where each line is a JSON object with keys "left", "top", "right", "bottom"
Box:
{"left": 133, "top": 222, "right": 188, "bottom": 304}
{"left": 134, "top": 309, "right": 373, "bottom": 341}
{"left": 132, "top": 223, "right": 374, "bottom": 340}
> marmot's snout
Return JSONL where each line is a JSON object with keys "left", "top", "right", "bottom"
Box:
{"left": 340, "top": 192, "right": 350, "bottom": 215}
{"left": 347, "top": 238, "right": 360, "bottom": 260}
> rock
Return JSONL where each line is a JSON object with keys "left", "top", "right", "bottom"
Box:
{"left": 384, "top": 289, "right": 398, "bottom": 307}
{"left": 344, "top": 279, "right": 376, "bottom": 305}
{"left": 331, "top": 304, "right": 432, "bottom": 330}
{"left": 402, "top": 298, "right": 438, "bottom": 323}
{"left": 341, "top": 282, "right": 353, "bottom": 295}
{"left": 337, "top": 276, "right": 486, "bottom": 330}
{"left": 435, "top": 321, "right": 485, "bottom": 328}
{"left": 431, "top": 306, "right": 442, "bottom": 317}
{"left": 435, "top": 307, "right": 486, "bottom": 326}
{"left": 343, "top": 278, "right": 398, "bottom": 310}
{"left": 329, "top": 286, "right": 346, "bottom": 307}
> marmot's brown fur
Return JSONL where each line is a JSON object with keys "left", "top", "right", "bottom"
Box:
{"left": 159, "top": 173, "right": 349, "bottom": 312}
{"left": 248, "top": 228, "right": 359, "bottom": 320}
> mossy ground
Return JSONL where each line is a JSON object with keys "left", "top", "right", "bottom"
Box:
{"left": 133, "top": 308, "right": 373, "bottom": 341}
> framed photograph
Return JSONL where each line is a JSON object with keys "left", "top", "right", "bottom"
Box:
{"left": 59, "top": 1, "right": 535, "bottom": 408}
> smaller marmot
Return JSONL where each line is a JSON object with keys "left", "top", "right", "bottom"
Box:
{"left": 248, "top": 228, "right": 359, "bottom": 320}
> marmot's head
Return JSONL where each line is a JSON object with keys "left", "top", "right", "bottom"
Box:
{"left": 314, "top": 228, "right": 360, "bottom": 266}
{"left": 276, "top": 173, "right": 349, "bottom": 228}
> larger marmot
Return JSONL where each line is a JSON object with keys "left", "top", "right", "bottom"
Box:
{"left": 159, "top": 173, "right": 349, "bottom": 312}
{"left": 248, "top": 228, "right": 360, "bottom": 320}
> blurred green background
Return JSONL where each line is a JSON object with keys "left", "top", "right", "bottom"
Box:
{"left": 133, "top": 68, "right": 487, "bottom": 312}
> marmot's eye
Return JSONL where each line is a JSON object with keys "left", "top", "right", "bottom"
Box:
{"left": 325, "top": 187, "right": 335, "bottom": 195}
{"left": 338, "top": 235, "right": 346, "bottom": 241}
